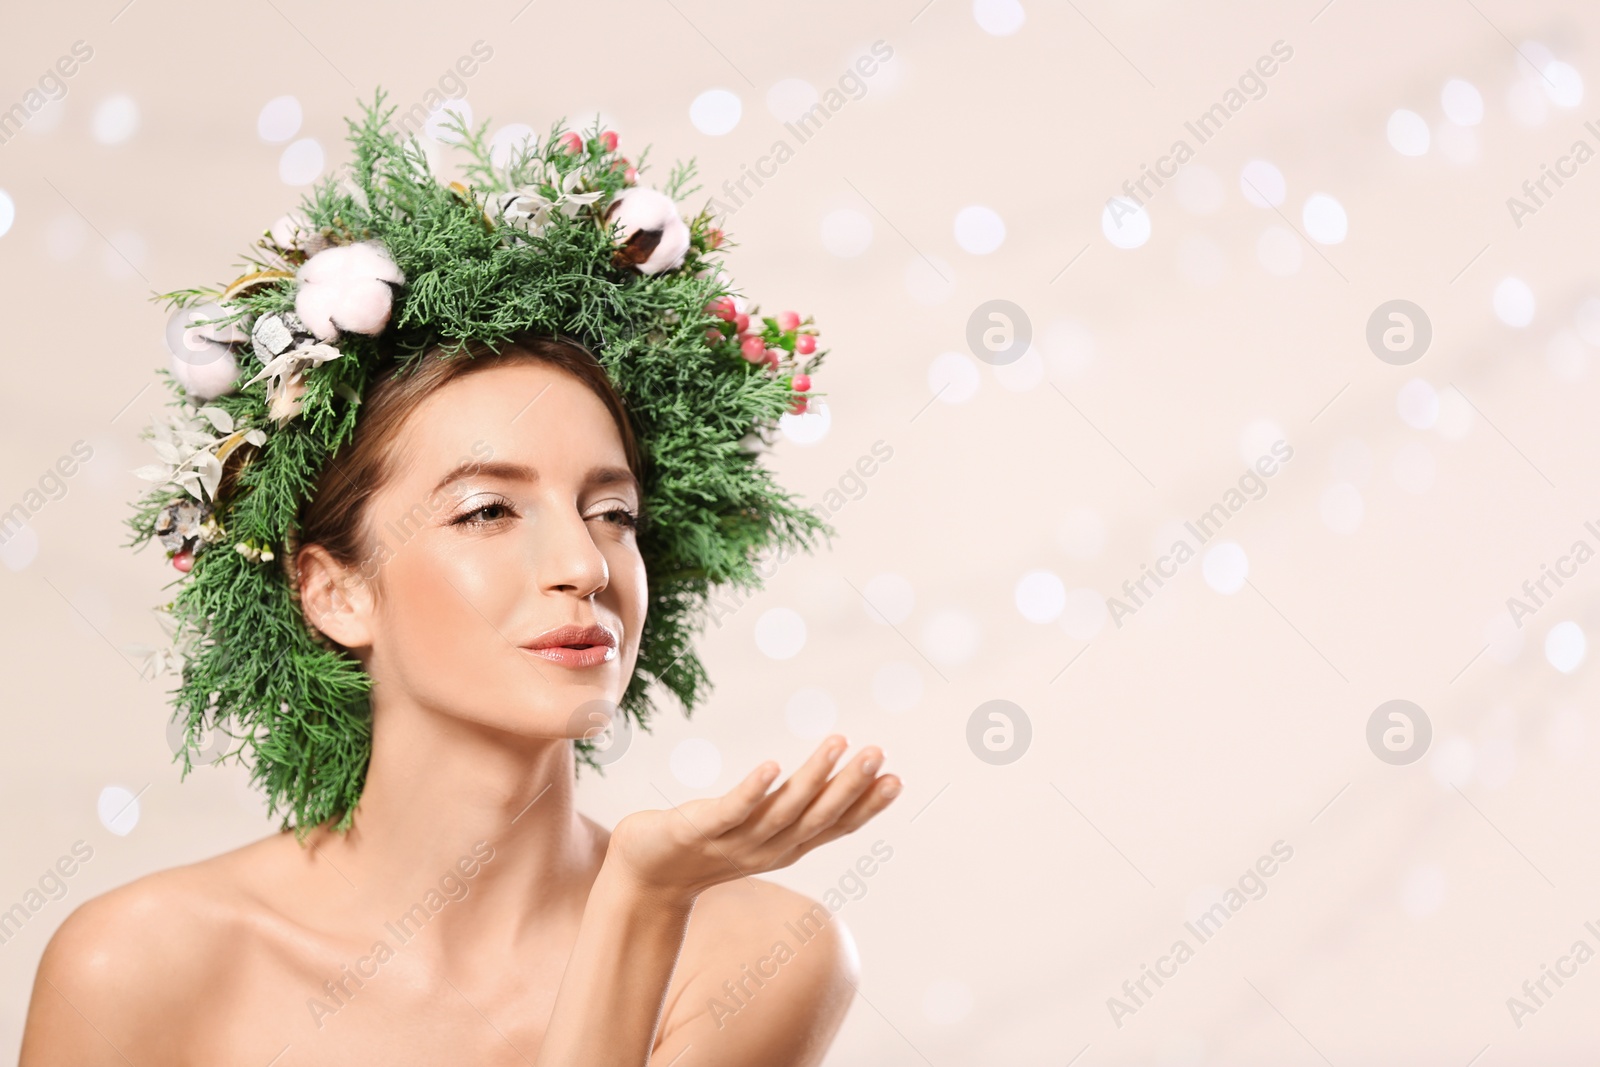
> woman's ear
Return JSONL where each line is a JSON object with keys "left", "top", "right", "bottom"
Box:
{"left": 296, "top": 543, "right": 375, "bottom": 650}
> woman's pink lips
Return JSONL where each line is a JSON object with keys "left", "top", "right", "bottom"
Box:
{"left": 522, "top": 644, "right": 617, "bottom": 668}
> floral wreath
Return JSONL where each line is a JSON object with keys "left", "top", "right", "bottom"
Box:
{"left": 129, "top": 91, "right": 834, "bottom": 838}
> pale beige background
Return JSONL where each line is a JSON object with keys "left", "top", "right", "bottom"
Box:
{"left": 4, "top": 0, "right": 1600, "bottom": 1063}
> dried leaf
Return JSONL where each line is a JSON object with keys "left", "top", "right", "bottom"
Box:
{"left": 198, "top": 406, "right": 235, "bottom": 434}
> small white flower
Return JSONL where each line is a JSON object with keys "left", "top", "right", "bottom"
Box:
{"left": 490, "top": 167, "right": 605, "bottom": 238}
{"left": 244, "top": 338, "right": 343, "bottom": 422}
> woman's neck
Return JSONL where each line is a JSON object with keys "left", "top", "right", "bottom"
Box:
{"left": 296, "top": 698, "right": 606, "bottom": 964}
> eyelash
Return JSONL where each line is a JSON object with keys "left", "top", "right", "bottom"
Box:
{"left": 449, "top": 498, "right": 639, "bottom": 530}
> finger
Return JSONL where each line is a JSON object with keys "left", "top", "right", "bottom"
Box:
{"left": 700, "top": 760, "right": 781, "bottom": 836}
{"left": 806, "top": 773, "right": 901, "bottom": 851}
{"left": 743, "top": 735, "right": 848, "bottom": 837}
{"left": 768, "top": 746, "right": 885, "bottom": 849}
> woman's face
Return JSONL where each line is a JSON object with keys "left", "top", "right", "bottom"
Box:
{"left": 347, "top": 360, "right": 646, "bottom": 739}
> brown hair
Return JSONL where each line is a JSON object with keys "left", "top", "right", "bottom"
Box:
{"left": 295, "top": 334, "right": 644, "bottom": 579}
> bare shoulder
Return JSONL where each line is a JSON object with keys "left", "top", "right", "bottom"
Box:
{"left": 654, "top": 877, "right": 860, "bottom": 1067}
{"left": 19, "top": 836, "right": 282, "bottom": 1064}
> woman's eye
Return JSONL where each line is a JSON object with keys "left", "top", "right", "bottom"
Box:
{"left": 588, "top": 505, "right": 636, "bottom": 531}
{"left": 454, "top": 502, "right": 514, "bottom": 525}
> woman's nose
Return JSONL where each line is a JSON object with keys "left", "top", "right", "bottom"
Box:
{"left": 530, "top": 507, "right": 609, "bottom": 597}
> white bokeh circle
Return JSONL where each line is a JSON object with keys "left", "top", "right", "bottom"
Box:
{"left": 820, "top": 208, "right": 873, "bottom": 257}
{"left": 920, "top": 608, "right": 980, "bottom": 666}
{"left": 279, "top": 138, "right": 325, "bottom": 186}
{"left": 1101, "top": 197, "right": 1150, "bottom": 249}
{"left": 689, "top": 89, "right": 742, "bottom": 135}
{"left": 1546, "top": 621, "right": 1586, "bottom": 673}
{"left": 257, "top": 95, "right": 302, "bottom": 143}
{"left": 785, "top": 687, "right": 839, "bottom": 739}
{"left": 1493, "top": 277, "right": 1535, "bottom": 327}
{"left": 1301, "top": 193, "right": 1347, "bottom": 244}
{"left": 972, "top": 0, "right": 1025, "bottom": 35}
{"left": 780, "top": 396, "right": 832, "bottom": 445}
{"left": 670, "top": 738, "right": 723, "bottom": 789}
{"left": 1396, "top": 378, "right": 1439, "bottom": 429}
{"left": 1202, "top": 542, "right": 1248, "bottom": 594}
{"left": 754, "top": 607, "right": 807, "bottom": 659}
{"left": 92, "top": 94, "right": 139, "bottom": 145}
{"left": 953, "top": 204, "right": 1005, "bottom": 253}
{"left": 862, "top": 572, "right": 916, "bottom": 625}
{"left": 928, "top": 351, "right": 980, "bottom": 403}
{"left": 766, "top": 78, "right": 820, "bottom": 124}
{"left": 1239, "top": 160, "right": 1286, "bottom": 207}
{"left": 1441, "top": 79, "right": 1484, "bottom": 125}
{"left": 98, "top": 785, "right": 141, "bottom": 836}
{"left": 1014, "top": 569, "right": 1065, "bottom": 624}
{"left": 1386, "top": 109, "right": 1430, "bottom": 155}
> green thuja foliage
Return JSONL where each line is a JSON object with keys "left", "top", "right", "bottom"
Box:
{"left": 130, "top": 90, "right": 833, "bottom": 839}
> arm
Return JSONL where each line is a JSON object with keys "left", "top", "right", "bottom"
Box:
{"left": 531, "top": 856, "right": 698, "bottom": 1065}
{"left": 533, "top": 736, "right": 900, "bottom": 1066}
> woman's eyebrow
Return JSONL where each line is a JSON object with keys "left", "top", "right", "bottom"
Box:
{"left": 429, "top": 461, "right": 639, "bottom": 497}
{"left": 430, "top": 460, "right": 538, "bottom": 495}
{"left": 587, "top": 466, "right": 641, "bottom": 497}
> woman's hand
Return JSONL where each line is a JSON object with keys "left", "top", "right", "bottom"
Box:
{"left": 533, "top": 737, "right": 898, "bottom": 1066}
{"left": 605, "top": 736, "right": 901, "bottom": 903}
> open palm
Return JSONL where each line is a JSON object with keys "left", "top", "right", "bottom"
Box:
{"left": 608, "top": 737, "right": 900, "bottom": 899}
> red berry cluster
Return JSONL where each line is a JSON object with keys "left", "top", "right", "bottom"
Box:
{"left": 557, "top": 128, "right": 635, "bottom": 184}
{"left": 703, "top": 297, "right": 817, "bottom": 414}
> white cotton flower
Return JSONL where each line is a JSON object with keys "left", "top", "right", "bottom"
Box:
{"left": 294, "top": 241, "right": 405, "bottom": 341}
{"left": 605, "top": 187, "right": 691, "bottom": 275}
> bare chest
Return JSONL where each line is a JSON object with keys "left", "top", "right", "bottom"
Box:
{"left": 167, "top": 923, "right": 572, "bottom": 1066}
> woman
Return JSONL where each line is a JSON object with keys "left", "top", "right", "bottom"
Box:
{"left": 21, "top": 99, "right": 900, "bottom": 1065}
